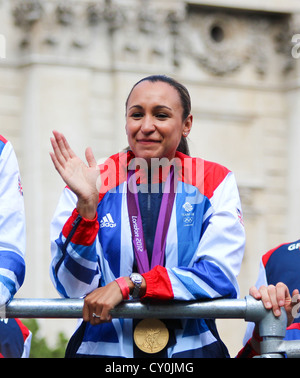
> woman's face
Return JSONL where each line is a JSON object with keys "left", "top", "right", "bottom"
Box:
{"left": 125, "top": 80, "right": 192, "bottom": 162}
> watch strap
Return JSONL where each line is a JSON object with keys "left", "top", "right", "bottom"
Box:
{"left": 130, "top": 273, "right": 143, "bottom": 298}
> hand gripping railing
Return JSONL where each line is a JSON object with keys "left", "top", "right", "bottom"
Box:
{"left": 3, "top": 295, "right": 300, "bottom": 358}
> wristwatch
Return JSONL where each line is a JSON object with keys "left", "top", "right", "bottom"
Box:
{"left": 129, "top": 272, "right": 143, "bottom": 298}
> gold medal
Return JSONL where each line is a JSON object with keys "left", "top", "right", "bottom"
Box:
{"left": 133, "top": 319, "right": 169, "bottom": 354}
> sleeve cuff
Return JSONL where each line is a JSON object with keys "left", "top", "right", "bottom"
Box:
{"left": 62, "top": 208, "right": 99, "bottom": 246}
{"left": 142, "top": 265, "right": 174, "bottom": 300}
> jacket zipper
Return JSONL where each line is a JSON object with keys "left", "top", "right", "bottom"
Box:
{"left": 54, "top": 214, "right": 82, "bottom": 276}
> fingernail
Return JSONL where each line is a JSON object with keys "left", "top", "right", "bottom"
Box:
{"left": 275, "top": 309, "right": 281, "bottom": 317}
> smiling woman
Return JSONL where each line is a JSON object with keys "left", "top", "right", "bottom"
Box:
{"left": 49, "top": 74, "right": 246, "bottom": 358}
{"left": 125, "top": 75, "right": 192, "bottom": 158}
{"left": 125, "top": 80, "right": 192, "bottom": 163}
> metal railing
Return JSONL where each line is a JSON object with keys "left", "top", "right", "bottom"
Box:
{"left": 3, "top": 295, "right": 300, "bottom": 358}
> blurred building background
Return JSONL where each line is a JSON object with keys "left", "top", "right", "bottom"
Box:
{"left": 1, "top": 0, "right": 300, "bottom": 356}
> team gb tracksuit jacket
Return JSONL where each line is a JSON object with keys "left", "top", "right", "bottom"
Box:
{"left": 0, "top": 136, "right": 30, "bottom": 358}
{"left": 50, "top": 151, "right": 245, "bottom": 358}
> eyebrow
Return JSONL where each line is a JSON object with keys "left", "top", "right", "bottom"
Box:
{"left": 128, "top": 105, "right": 173, "bottom": 111}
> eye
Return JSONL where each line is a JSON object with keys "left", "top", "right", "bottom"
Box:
{"left": 156, "top": 113, "right": 169, "bottom": 120}
{"left": 130, "top": 112, "right": 144, "bottom": 119}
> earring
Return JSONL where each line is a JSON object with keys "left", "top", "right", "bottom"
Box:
{"left": 183, "top": 132, "right": 188, "bottom": 136}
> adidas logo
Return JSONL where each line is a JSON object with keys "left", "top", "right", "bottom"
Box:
{"left": 100, "top": 213, "right": 116, "bottom": 228}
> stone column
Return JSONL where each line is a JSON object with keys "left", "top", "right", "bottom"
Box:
{"left": 286, "top": 14, "right": 300, "bottom": 241}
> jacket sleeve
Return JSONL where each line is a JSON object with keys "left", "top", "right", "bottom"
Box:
{"left": 143, "top": 171, "right": 245, "bottom": 301}
{"left": 50, "top": 187, "right": 100, "bottom": 298}
{"left": 0, "top": 140, "right": 26, "bottom": 305}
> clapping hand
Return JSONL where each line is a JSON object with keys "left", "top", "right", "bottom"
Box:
{"left": 50, "top": 130, "right": 100, "bottom": 220}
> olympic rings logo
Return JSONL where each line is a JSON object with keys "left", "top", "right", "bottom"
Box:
{"left": 183, "top": 217, "right": 193, "bottom": 224}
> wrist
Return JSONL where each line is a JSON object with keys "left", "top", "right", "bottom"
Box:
{"left": 62, "top": 208, "right": 99, "bottom": 246}
{"left": 123, "top": 275, "right": 146, "bottom": 298}
{"left": 115, "top": 277, "right": 130, "bottom": 300}
{"left": 76, "top": 198, "right": 98, "bottom": 220}
{"left": 129, "top": 273, "right": 143, "bottom": 298}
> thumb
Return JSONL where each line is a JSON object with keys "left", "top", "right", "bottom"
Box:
{"left": 85, "top": 147, "right": 97, "bottom": 168}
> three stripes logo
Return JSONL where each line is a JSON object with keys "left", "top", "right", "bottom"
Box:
{"left": 100, "top": 213, "right": 116, "bottom": 228}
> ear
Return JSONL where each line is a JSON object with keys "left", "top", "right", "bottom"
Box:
{"left": 182, "top": 114, "right": 193, "bottom": 137}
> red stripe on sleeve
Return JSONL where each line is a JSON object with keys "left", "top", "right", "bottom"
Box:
{"left": 62, "top": 209, "right": 99, "bottom": 246}
{"left": 14, "top": 318, "right": 30, "bottom": 342}
{"left": 0, "top": 135, "right": 7, "bottom": 144}
{"left": 142, "top": 265, "right": 174, "bottom": 300}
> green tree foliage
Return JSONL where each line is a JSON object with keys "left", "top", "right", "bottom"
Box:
{"left": 23, "top": 319, "right": 68, "bottom": 358}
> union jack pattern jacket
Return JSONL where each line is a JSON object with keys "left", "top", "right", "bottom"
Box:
{"left": 50, "top": 151, "right": 245, "bottom": 357}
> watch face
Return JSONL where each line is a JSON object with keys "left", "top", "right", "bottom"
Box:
{"left": 131, "top": 273, "right": 142, "bottom": 284}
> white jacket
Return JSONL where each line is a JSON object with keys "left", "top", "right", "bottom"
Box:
{"left": 0, "top": 136, "right": 26, "bottom": 306}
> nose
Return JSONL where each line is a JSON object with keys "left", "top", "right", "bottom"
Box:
{"left": 140, "top": 115, "right": 155, "bottom": 134}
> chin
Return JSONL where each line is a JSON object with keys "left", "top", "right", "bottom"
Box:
{"left": 133, "top": 148, "right": 161, "bottom": 160}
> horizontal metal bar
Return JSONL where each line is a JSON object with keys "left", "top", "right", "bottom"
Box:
{"left": 6, "top": 296, "right": 300, "bottom": 358}
{"left": 3, "top": 296, "right": 266, "bottom": 321}
{"left": 4, "top": 298, "right": 84, "bottom": 319}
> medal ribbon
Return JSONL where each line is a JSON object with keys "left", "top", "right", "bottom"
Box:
{"left": 127, "top": 166, "right": 175, "bottom": 274}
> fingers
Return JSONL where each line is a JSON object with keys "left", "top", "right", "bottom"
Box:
{"left": 83, "top": 298, "right": 112, "bottom": 325}
{"left": 83, "top": 292, "right": 112, "bottom": 325}
{"left": 50, "top": 131, "right": 96, "bottom": 173}
{"left": 50, "top": 133, "right": 67, "bottom": 171}
{"left": 253, "top": 282, "right": 289, "bottom": 317}
{"left": 259, "top": 285, "right": 280, "bottom": 316}
{"left": 249, "top": 286, "right": 262, "bottom": 301}
{"left": 50, "top": 131, "right": 76, "bottom": 168}
{"left": 83, "top": 282, "right": 122, "bottom": 325}
{"left": 85, "top": 147, "right": 97, "bottom": 168}
{"left": 53, "top": 130, "right": 75, "bottom": 159}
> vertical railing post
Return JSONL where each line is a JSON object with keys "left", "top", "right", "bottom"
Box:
{"left": 244, "top": 295, "right": 288, "bottom": 358}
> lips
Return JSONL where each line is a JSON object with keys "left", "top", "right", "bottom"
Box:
{"left": 137, "top": 139, "right": 160, "bottom": 144}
